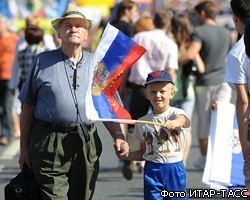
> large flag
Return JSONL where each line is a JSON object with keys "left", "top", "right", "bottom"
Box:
{"left": 202, "top": 101, "right": 245, "bottom": 190}
{"left": 86, "top": 23, "right": 146, "bottom": 122}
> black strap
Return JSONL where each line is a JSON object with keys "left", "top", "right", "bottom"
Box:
{"left": 62, "top": 11, "right": 85, "bottom": 18}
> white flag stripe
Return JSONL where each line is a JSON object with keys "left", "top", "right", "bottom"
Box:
{"left": 93, "top": 23, "right": 119, "bottom": 65}
{"left": 89, "top": 118, "right": 136, "bottom": 124}
{"left": 85, "top": 24, "right": 120, "bottom": 122}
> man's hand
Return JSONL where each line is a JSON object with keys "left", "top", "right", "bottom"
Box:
{"left": 18, "top": 148, "right": 31, "bottom": 170}
{"left": 242, "top": 141, "right": 250, "bottom": 161}
{"left": 211, "top": 101, "right": 218, "bottom": 110}
{"left": 102, "top": 122, "right": 130, "bottom": 159}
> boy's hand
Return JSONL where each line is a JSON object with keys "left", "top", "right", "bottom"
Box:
{"left": 163, "top": 120, "right": 175, "bottom": 131}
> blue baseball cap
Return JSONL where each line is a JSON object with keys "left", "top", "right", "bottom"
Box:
{"left": 145, "top": 70, "right": 174, "bottom": 86}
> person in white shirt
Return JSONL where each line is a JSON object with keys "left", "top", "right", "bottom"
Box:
{"left": 225, "top": 0, "right": 250, "bottom": 197}
{"left": 128, "top": 11, "right": 178, "bottom": 122}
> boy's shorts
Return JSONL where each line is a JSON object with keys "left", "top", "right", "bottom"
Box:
{"left": 144, "top": 161, "right": 187, "bottom": 200}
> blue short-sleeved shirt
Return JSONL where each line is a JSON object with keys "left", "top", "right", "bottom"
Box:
{"left": 18, "top": 48, "right": 94, "bottom": 123}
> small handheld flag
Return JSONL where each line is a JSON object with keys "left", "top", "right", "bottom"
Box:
{"left": 89, "top": 23, "right": 146, "bottom": 121}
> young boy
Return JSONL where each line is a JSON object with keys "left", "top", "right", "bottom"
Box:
{"left": 124, "top": 70, "right": 190, "bottom": 199}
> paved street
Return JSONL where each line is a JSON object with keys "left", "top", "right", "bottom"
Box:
{"left": 0, "top": 120, "right": 237, "bottom": 200}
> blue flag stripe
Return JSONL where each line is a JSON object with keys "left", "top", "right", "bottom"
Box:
{"left": 92, "top": 94, "right": 116, "bottom": 118}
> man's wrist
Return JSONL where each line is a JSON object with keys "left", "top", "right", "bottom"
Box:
{"left": 114, "top": 131, "right": 125, "bottom": 140}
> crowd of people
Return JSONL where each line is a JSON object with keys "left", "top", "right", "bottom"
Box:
{"left": 1, "top": 0, "right": 250, "bottom": 199}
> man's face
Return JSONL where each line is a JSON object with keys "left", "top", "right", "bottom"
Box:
{"left": 58, "top": 18, "right": 88, "bottom": 46}
{"left": 126, "top": 5, "right": 139, "bottom": 24}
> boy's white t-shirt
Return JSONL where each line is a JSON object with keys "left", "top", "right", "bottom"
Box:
{"left": 132, "top": 106, "right": 188, "bottom": 164}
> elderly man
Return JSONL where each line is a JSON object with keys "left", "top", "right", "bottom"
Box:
{"left": 18, "top": 3, "right": 128, "bottom": 200}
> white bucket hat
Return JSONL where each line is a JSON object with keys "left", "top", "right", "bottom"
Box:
{"left": 51, "top": 3, "right": 93, "bottom": 31}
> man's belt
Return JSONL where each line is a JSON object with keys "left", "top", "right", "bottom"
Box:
{"left": 36, "top": 119, "right": 93, "bottom": 132}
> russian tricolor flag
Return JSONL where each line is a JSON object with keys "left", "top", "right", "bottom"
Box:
{"left": 85, "top": 23, "right": 146, "bottom": 122}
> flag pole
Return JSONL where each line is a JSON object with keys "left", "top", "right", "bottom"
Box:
{"left": 136, "top": 120, "right": 164, "bottom": 126}
{"left": 89, "top": 118, "right": 164, "bottom": 126}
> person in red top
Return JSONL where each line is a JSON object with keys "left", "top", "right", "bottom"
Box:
{"left": 0, "top": 15, "right": 19, "bottom": 145}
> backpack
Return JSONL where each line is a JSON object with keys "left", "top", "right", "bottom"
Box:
{"left": 4, "top": 164, "right": 42, "bottom": 200}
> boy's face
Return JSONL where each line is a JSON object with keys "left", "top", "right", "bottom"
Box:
{"left": 145, "top": 82, "right": 175, "bottom": 114}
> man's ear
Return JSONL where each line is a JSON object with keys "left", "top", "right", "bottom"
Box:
{"left": 85, "top": 32, "right": 88, "bottom": 41}
{"left": 165, "top": 22, "right": 171, "bottom": 31}
{"left": 232, "top": 13, "right": 238, "bottom": 24}
{"left": 200, "top": 10, "right": 206, "bottom": 18}
{"left": 57, "top": 32, "right": 61, "bottom": 39}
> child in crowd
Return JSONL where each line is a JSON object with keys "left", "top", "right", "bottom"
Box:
{"left": 123, "top": 70, "right": 190, "bottom": 199}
